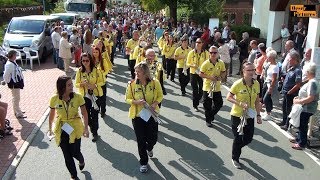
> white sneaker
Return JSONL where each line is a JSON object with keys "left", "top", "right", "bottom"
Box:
{"left": 232, "top": 159, "right": 241, "bottom": 169}
{"left": 262, "top": 114, "right": 271, "bottom": 121}
{"left": 147, "top": 150, "right": 153, "bottom": 157}
{"left": 139, "top": 165, "right": 148, "bottom": 173}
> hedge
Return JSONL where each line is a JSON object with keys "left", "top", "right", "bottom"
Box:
{"left": 231, "top": 25, "right": 260, "bottom": 42}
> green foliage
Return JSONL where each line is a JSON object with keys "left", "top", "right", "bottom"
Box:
{"left": 177, "top": 6, "right": 190, "bottom": 22}
{"left": 0, "top": 24, "right": 8, "bottom": 44}
{"left": 44, "top": 0, "right": 65, "bottom": 14}
{"left": 141, "top": 0, "right": 166, "bottom": 13}
{"left": 2, "top": 0, "right": 39, "bottom": 7}
{"left": 231, "top": 25, "right": 260, "bottom": 42}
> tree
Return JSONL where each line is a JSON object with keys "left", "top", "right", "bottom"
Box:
{"left": 141, "top": 0, "right": 178, "bottom": 25}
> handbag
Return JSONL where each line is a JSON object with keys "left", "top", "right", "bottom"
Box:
{"left": 229, "top": 45, "right": 238, "bottom": 55}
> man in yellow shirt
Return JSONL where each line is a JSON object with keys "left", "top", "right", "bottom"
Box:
{"left": 186, "top": 38, "right": 209, "bottom": 111}
{"left": 174, "top": 37, "right": 192, "bottom": 96}
{"left": 200, "top": 46, "right": 226, "bottom": 127}
{"left": 126, "top": 30, "right": 140, "bottom": 79}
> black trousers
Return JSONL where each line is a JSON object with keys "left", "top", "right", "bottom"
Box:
{"left": 159, "top": 70, "right": 166, "bottom": 94}
{"left": 162, "top": 55, "right": 167, "bottom": 71}
{"left": 203, "top": 91, "right": 223, "bottom": 123}
{"left": 132, "top": 117, "right": 158, "bottom": 165}
{"left": 166, "top": 58, "right": 176, "bottom": 81}
{"left": 60, "top": 131, "right": 84, "bottom": 179}
{"left": 231, "top": 116, "right": 254, "bottom": 161}
{"left": 126, "top": 54, "right": 130, "bottom": 67}
{"left": 177, "top": 68, "right": 190, "bottom": 93}
{"left": 129, "top": 60, "right": 136, "bottom": 79}
{"left": 97, "top": 84, "right": 107, "bottom": 115}
{"left": 190, "top": 74, "right": 203, "bottom": 108}
{"left": 111, "top": 45, "right": 116, "bottom": 64}
{"left": 281, "top": 93, "right": 295, "bottom": 126}
{"left": 84, "top": 97, "right": 99, "bottom": 135}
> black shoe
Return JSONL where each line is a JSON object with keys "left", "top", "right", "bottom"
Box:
{"left": 79, "top": 162, "right": 85, "bottom": 171}
{"left": 194, "top": 107, "right": 199, "bottom": 112}
{"left": 206, "top": 122, "right": 213, "bottom": 127}
{"left": 171, "top": 79, "right": 175, "bottom": 82}
{"left": 163, "top": 91, "right": 167, "bottom": 95}
{"left": 101, "top": 113, "right": 106, "bottom": 118}
{"left": 181, "top": 92, "right": 186, "bottom": 96}
{"left": 280, "top": 125, "right": 288, "bottom": 131}
{"left": 92, "top": 135, "right": 98, "bottom": 142}
{"left": 276, "top": 122, "right": 285, "bottom": 126}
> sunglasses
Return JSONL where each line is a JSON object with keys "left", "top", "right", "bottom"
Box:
{"left": 82, "top": 59, "right": 90, "bottom": 62}
{"left": 209, "top": 51, "right": 218, "bottom": 54}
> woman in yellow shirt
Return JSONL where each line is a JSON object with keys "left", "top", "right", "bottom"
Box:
{"left": 48, "top": 76, "right": 89, "bottom": 180}
{"left": 186, "top": 38, "right": 209, "bottom": 111}
{"left": 125, "top": 62, "right": 163, "bottom": 173}
{"left": 157, "top": 31, "right": 169, "bottom": 70}
{"left": 163, "top": 35, "right": 177, "bottom": 81}
{"left": 174, "top": 37, "right": 192, "bottom": 96}
{"left": 226, "top": 62, "right": 262, "bottom": 169}
{"left": 92, "top": 47, "right": 108, "bottom": 117}
{"left": 75, "top": 53, "right": 104, "bottom": 142}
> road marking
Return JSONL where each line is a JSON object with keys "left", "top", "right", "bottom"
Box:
{"left": 222, "top": 84, "right": 320, "bottom": 166}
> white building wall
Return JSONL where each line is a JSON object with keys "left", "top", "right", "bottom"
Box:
{"left": 251, "top": 0, "right": 270, "bottom": 38}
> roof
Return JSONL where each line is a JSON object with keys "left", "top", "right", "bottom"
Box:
{"left": 13, "top": 15, "right": 60, "bottom": 21}
{"left": 50, "top": 13, "right": 80, "bottom": 17}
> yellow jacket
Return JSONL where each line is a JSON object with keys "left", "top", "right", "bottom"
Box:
{"left": 102, "top": 51, "right": 113, "bottom": 74}
{"left": 186, "top": 49, "right": 209, "bottom": 74}
{"left": 75, "top": 67, "right": 105, "bottom": 97}
{"left": 157, "top": 37, "right": 166, "bottom": 53}
{"left": 125, "top": 79, "right": 163, "bottom": 119}
{"left": 163, "top": 43, "right": 177, "bottom": 59}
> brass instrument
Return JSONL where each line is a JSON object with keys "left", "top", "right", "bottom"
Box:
{"left": 85, "top": 90, "right": 99, "bottom": 111}
{"left": 208, "top": 80, "right": 216, "bottom": 99}
{"left": 143, "top": 103, "right": 163, "bottom": 124}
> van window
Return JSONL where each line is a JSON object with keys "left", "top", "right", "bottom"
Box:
{"left": 67, "top": 3, "right": 92, "bottom": 12}
{"left": 57, "top": 15, "right": 74, "bottom": 25}
{"left": 8, "top": 19, "right": 44, "bottom": 34}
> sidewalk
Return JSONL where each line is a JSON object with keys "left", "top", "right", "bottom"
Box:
{"left": 0, "top": 58, "right": 65, "bottom": 178}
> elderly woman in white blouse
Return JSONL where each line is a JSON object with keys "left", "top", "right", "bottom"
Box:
{"left": 59, "top": 31, "right": 73, "bottom": 73}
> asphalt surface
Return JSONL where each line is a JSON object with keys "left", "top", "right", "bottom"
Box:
{"left": 10, "top": 54, "right": 320, "bottom": 180}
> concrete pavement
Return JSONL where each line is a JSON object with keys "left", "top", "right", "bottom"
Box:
{"left": 9, "top": 54, "right": 320, "bottom": 179}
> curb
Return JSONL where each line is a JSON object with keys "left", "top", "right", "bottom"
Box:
{"left": 2, "top": 108, "right": 50, "bottom": 180}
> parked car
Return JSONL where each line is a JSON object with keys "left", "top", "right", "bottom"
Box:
{"left": 2, "top": 15, "right": 60, "bottom": 62}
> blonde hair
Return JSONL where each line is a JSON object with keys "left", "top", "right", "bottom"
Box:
{"left": 134, "top": 62, "right": 152, "bottom": 81}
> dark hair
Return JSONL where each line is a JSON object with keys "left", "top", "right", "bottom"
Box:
{"left": 92, "top": 47, "right": 105, "bottom": 71}
{"left": 7, "top": 50, "right": 17, "bottom": 59}
{"left": 217, "top": 38, "right": 224, "bottom": 45}
{"left": 230, "top": 31, "right": 236, "bottom": 40}
{"left": 56, "top": 75, "right": 72, "bottom": 100}
{"left": 80, "top": 53, "right": 95, "bottom": 73}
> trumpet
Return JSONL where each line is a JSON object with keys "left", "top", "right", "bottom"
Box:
{"left": 143, "top": 103, "right": 163, "bottom": 124}
{"left": 208, "top": 81, "right": 216, "bottom": 98}
{"left": 85, "top": 91, "right": 99, "bottom": 111}
{"left": 182, "top": 62, "right": 188, "bottom": 76}
{"left": 237, "top": 110, "right": 248, "bottom": 135}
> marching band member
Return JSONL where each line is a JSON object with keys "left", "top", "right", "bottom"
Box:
{"left": 174, "top": 37, "right": 192, "bottom": 96}
{"left": 163, "top": 35, "right": 177, "bottom": 81}
{"left": 126, "top": 30, "right": 140, "bottom": 79}
{"left": 125, "top": 62, "right": 163, "bottom": 173}
{"left": 187, "top": 38, "right": 209, "bottom": 111}
{"left": 75, "top": 53, "right": 104, "bottom": 142}
{"left": 157, "top": 31, "right": 169, "bottom": 70}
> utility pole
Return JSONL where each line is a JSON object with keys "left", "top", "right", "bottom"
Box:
{"left": 42, "top": 0, "right": 46, "bottom": 14}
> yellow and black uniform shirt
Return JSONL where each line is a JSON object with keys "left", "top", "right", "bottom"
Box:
{"left": 157, "top": 37, "right": 166, "bottom": 54}
{"left": 102, "top": 51, "right": 113, "bottom": 74}
{"left": 187, "top": 50, "right": 210, "bottom": 74}
{"left": 144, "top": 60, "right": 164, "bottom": 81}
{"left": 200, "top": 59, "right": 226, "bottom": 92}
{"left": 49, "top": 93, "right": 85, "bottom": 145}
{"left": 126, "top": 38, "right": 139, "bottom": 60}
{"left": 229, "top": 79, "right": 260, "bottom": 118}
{"left": 163, "top": 43, "right": 177, "bottom": 59}
{"left": 133, "top": 46, "right": 145, "bottom": 64}
{"left": 93, "top": 38, "right": 112, "bottom": 55}
{"left": 125, "top": 79, "right": 164, "bottom": 119}
{"left": 174, "top": 46, "right": 192, "bottom": 69}
{"left": 75, "top": 67, "right": 105, "bottom": 97}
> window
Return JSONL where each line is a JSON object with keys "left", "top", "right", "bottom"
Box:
{"left": 8, "top": 19, "right": 44, "bottom": 34}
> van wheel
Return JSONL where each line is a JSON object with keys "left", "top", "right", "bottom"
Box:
{"left": 41, "top": 47, "right": 47, "bottom": 62}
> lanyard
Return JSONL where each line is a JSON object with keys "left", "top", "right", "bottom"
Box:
{"left": 61, "top": 100, "right": 70, "bottom": 120}
{"left": 245, "top": 84, "right": 253, "bottom": 107}
{"left": 140, "top": 84, "right": 147, "bottom": 100}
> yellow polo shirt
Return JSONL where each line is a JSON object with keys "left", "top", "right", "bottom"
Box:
{"left": 126, "top": 39, "right": 139, "bottom": 60}
{"left": 133, "top": 46, "right": 144, "bottom": 63}
{"left": 187, "top": 50, "right": 209, "bottom": 74}
{"left": 157, "top": 36, "right": 166, "bottom": 52}
{"left": 125, "top": 79, "right": 164, "bottom": 119}
{"left": 102, "top": 51, "right": 113, "bottom": 74}
{"left": 75, "top": 67, "right": 105, "bottom": 97}
{"left": 230, "top": 79, "right": 260, "bottom": 117}
{"left": 49, "top": 93, "right": 85, "bottom": 145}
{"left": 174, "top": 46, "right": 192, "bottom": 68}
{"left": 163, "top": 43, "right": 177, "bottom": 59}
{"left": 200, "top": 59, "right": 226, "bottom": 92}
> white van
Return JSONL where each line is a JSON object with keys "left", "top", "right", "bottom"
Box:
{"left": 2, "top": 15, "right": 60, "bottom": 62}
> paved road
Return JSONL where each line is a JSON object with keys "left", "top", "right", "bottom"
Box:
{"left": 10, "top": 54, "right": 320, "bottom": 179}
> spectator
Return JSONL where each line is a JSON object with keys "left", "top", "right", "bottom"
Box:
{"left": 217, "top": 38, "right": 231, "bottom": 82}
{"left": 201, "top": 25, "right": 211, "bottom": 50}
{"left": 3, "top": 50, "right": 26, "bottom": 119}
{"left": 59, "top": 31, "right": 73, "bottom": 73}
{"left": 291, "top": 63, "right": 319, "bottom": 150}
{"left": 254, "top": 43, "right": 267, "bottom": 98}
{"left": 292, "top": 22, "right": 306, "bottom": 59}
{"left": 300, "top": 48, "right": 312, "bottom": 82}
{"left": 261, "top": 50, "right": 279, "bottom": 121}
{"left": 281, "top": 40, "right": 297, "bottom": 76}
{"left": 280, "top": 24, "right": 290, "bottom": 54}
{"left": 237, "top": 32, "right": 250, "bottom": 75}
{"left": 83, "top": 25, "right": 93, "bottom": 55}
{"left": 0, "top": 94, "right": 12, "bottom": 139}
{"left": 222, "top": 21, "right": 230, "bottom": 42}
{"left": 247, "top": 40, "right": 258, "bottom": 63}
{"left": 154, "top": 23, "right": 165, "bottom": 42}
{"left": 70, "top": 29, "right": 82, "bottom": 67}
{"left": 228, "top": 31, "right": 237, "bottom": 76}
{"left": 278, "top": 51, "right": 302, "bottom": 130}
{"left": 51, "top": 26, "right": 63, "bottom": 69}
